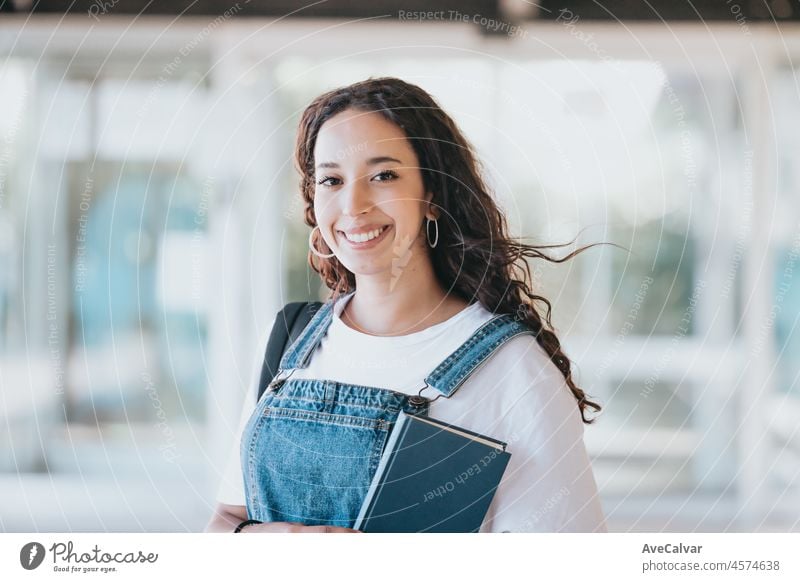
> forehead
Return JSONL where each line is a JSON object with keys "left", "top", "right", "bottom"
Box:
{"left": 314, "top": 109, "right": 413, "bottom": 162}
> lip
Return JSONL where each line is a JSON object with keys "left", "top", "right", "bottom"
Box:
{"left": 337, "top": 224, "right": 392, "bottom": 250}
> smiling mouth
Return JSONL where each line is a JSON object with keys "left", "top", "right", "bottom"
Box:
{"left": 337, "top": 225, "right": 392, "bottom": 247}
{"left": 338, "top": 225, "right": 389, "bottom": 243}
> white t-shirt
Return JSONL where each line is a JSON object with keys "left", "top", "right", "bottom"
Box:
{"left": 216, "top": 292, "right": 607, "bottom": 532}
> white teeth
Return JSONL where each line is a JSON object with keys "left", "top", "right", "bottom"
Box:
{"left": 344, "top": 226, "right": 387, "bottom": 243}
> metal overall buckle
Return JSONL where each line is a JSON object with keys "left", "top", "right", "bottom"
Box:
{"left": 408, "top": 382, "right": 442, "bottom": 409}
{"left": 267, "top": 368, "right": 296, "bottom": 393}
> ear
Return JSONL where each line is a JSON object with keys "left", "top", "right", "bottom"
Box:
{"left": 424, "top": 191, "right": 439, "bottom": 220}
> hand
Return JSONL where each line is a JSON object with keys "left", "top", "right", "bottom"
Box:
{"left": 240, "top": 521, "right": 363, "bottom": 533}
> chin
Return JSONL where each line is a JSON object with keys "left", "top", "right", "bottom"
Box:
{"left": 339, "top": 260, "right": 392, "bottom": 277}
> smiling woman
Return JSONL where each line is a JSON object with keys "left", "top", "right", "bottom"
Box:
{"left": 308, "top": 107, "right": 456, "bottom": 333}
{"left": 206, "top": 77, "right": 608, "bottom": 534}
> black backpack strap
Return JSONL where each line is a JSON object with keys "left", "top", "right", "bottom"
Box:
{"left": 257, "top": 301, "right": 323, "bottom": 401}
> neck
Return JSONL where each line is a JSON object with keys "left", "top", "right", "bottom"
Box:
{"left": 341, "top": 252, "right": 468, "bottom": 336}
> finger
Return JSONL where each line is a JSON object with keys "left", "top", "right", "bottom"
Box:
{"left": 316, "top": 525, "right": 360, "bottom": 533}
{"left": 325, "top": 526, "right": 360, "bottom": 533}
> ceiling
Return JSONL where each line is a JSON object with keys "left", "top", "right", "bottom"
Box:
{"left": 2, "top": 0, "right": 798, "bottom": 26}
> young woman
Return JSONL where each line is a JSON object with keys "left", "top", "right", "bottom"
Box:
{"left": 206, "top": 77, "right": 607, "bottom": 533}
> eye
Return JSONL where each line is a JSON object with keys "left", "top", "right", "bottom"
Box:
{"left": 372, "top": 170, "right": 398, "bottom": 182}
{"left": 316, "top": 175, "right": 341, "bottom": 187}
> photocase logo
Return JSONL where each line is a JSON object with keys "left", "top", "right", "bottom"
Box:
{"left": 20, "top": 542, "right": 46, "bottom": 570}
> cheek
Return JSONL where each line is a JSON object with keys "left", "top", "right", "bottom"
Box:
{"left": 313, "top": 196, "right": 335, "bottom": 226}
{"left": 389, "top": 200, "right": 426, "bottom": 234}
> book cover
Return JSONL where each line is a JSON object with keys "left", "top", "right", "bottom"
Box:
{"left": 354, "top": 411, "right": 511, "bottom": 533}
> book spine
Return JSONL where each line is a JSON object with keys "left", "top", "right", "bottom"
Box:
{"left": 353, "top": 411, "right": 410, "bottom": 530}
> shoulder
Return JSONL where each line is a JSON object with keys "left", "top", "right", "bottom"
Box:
{"left": 468, "top": 328, "right": 582, "bottom": 426}
{"left": 481, "top": 323, "right": 565, "bottom": 387}
{"left": 466, "top": 306, "right": 568, "bottom": 393}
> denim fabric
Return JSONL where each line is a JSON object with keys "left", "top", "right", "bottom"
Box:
{"left": 241, "top": 299, "right": 534, "bottom": 527}
{"left": 424, "top": 315, "right": 534, "bottom": 397}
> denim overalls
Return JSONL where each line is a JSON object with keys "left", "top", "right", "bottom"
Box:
{"left": 241, "top": 297, "right": 535, "bottom": 527}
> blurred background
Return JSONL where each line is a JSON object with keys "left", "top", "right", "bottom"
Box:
{"left": 0, "top": 1, "right": 798, "bottom": 532}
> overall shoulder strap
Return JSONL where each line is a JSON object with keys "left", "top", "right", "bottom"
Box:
{"left": 257, "top": 301, "right": 323, "bottom": 401}
{"left": 422, "top": 314, "right": 534, "bottom": 399}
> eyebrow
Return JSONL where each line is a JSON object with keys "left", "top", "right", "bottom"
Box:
{"left": 315, "top": 156, "right": 403, "bottom": 170}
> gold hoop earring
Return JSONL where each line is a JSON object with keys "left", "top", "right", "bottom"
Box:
{"left": 309, "top": 225, "right": 335, "bottom": 258}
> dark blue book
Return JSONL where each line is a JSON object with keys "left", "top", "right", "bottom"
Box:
{"left": 354, "top": 411, "right": 511, "bottom": 533}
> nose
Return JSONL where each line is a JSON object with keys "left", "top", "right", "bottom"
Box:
{"left": 341, "top": 177, "right": 373, "bottom": 217}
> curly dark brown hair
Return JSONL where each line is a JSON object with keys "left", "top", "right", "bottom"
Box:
{"left": 294, "top": 77, "right": 604, "bottom": 424}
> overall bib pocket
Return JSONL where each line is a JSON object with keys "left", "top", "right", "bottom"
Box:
{"left": 243, "top": 384, "right": 397, "bottom": 527}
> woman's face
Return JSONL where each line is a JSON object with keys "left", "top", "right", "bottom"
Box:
{"left": 312, "top": 108, "right": 434, "bottom": 278}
